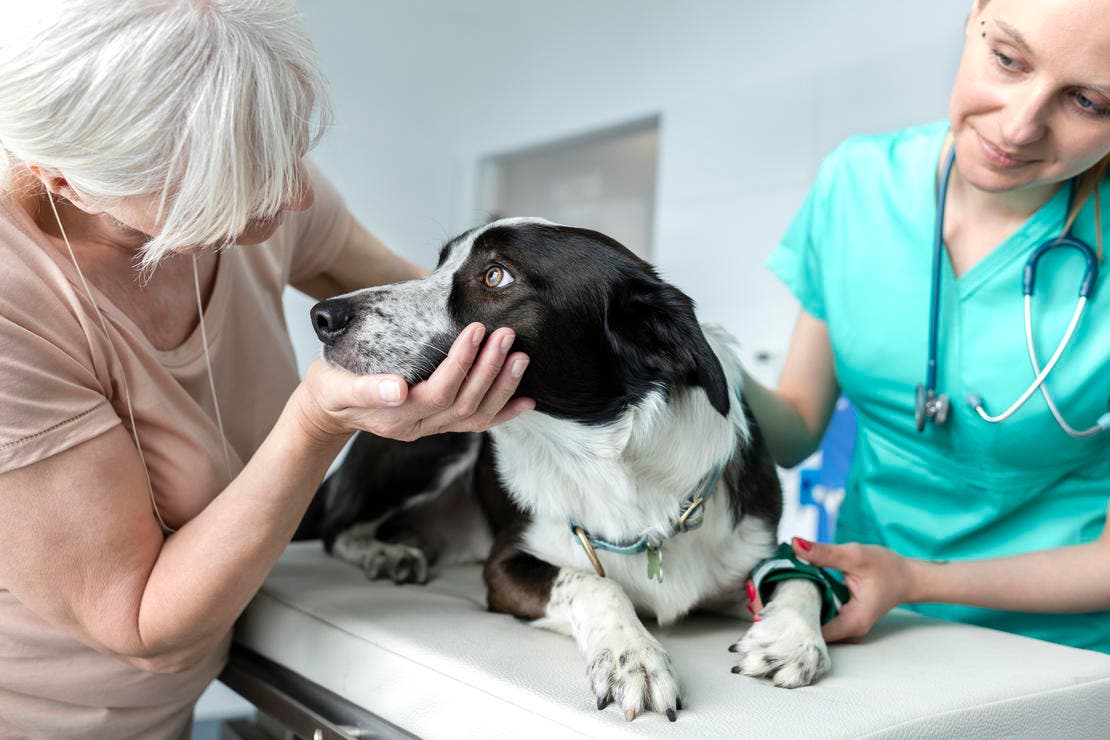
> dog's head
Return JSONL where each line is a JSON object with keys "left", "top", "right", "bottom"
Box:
{"left": 311, "top": 218, "right": 729, "bottom": 423}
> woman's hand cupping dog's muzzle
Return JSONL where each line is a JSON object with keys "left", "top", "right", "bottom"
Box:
{"left": 294, "top": 323, "right": 534, "bottom": 444}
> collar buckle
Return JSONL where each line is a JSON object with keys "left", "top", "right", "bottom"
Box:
{"left": 676, "top": 497, "right": 706, "bottom": 532}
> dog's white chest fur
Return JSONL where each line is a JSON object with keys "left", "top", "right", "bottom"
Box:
{"left": 490, "top": 328, "right": 776, "bottom": 625}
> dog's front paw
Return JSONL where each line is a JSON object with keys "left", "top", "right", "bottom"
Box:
{"left": 587, "top": 634, "right": 681, "bottom": 722}
{"left": 729, "top": 603, "right": 829, "bottom": 688}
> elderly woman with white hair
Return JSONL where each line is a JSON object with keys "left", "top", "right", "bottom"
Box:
{"left": 0, "top": 2, "right": 533, "bottom": 736}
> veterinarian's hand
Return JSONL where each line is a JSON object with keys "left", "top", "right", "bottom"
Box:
{"left": 295, "top": 323, "right": 534, "bottom": 443}
{"left": 787, "top": 537, "right": 912, "bottom": 643}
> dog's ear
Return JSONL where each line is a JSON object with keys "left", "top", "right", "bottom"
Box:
{"left": 605, "top": 275, "right": 731, "bottom": 417}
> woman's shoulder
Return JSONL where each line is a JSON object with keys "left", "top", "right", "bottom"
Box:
{"left": 0, "top": 195, "right": 97, "bottom": 343}
{"left": 811, "top": 121, "right": 948, "bottom": 200}
{"left": 831, "top": 120, "right": 948, "bottom": 166}
{"left": 0, "top": 197, "right": 79, "bottom": 289}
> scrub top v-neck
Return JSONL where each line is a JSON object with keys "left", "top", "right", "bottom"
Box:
{"left": 768, "top": 121, "right": 1110, "bottom": 653}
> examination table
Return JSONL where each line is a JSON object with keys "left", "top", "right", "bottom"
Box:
{"left": 221, "top": 541, "right": 1110, "bottom": 739}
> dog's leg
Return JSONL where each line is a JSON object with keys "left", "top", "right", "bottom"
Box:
{"left": 542, "top": 570, "right": 682, "bottom": 721}
{"left": 485, "top": 539, "right": 681, "bottom": 721}
{"left": 331, "top": 520, "right": 432, "bottom": 584}
{"left": 730, "top": 579, "right": 829, "bottom": 688}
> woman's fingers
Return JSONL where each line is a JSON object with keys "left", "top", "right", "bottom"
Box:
{"left": 304, "top": 325, "right": 533, "bottom": 442}
{"left": 445, "top": 328, "right": 517, "bottom": 418}
{"left": 820, "top": 613, "right": 859, "bottom": 643}
{"left": 792, "top": 537, "right": 858, "bottom": 571}
{"left": 469, "top": 351, "right": 529, "bottom": 425}
{"left": 305, "top": 359, "right": 409, "bottom": 411}
{"left": 351, "top": 373, "right": 409, "bottom": 408}
{"left": 413, "top": 323, "right": 486, "bottom": 412}
{"left": 418, "top": 346, "right": 532, "bottom": 433}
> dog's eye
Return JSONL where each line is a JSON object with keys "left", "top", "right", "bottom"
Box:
{"left": 483, "top": 265, "right": 515, "bottom": 289}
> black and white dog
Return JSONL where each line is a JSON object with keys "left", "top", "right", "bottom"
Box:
{"left": 303, "top": 218, "right": 829, "bottom": 721}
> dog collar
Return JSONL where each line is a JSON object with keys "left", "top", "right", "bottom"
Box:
{"left": 749, "top": 543, "right": 852, "bottom": 625}
{"left": 569, "top": 462, "right": 726, "bottom": 582}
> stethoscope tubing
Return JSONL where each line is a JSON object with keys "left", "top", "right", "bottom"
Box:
{"left": 970, "top": 295, "right": 1086, "bottom": 423}
{"left": 925, "top": 146, "right": 956, "bottom": 394}
{"left": 920, "top": 142, "right": 1105, "bottom": 437}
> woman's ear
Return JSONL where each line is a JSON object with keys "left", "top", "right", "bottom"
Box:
{"left": 30, "top": 167, "right": 102, "bottom": 215}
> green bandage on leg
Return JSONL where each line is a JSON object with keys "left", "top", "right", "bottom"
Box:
{"left": 750, "top": 543, "right": 851, "bottom": 625}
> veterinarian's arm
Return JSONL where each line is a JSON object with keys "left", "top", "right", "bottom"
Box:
{"left": 784, "top": 521, "right": 1110, "bottom": 642}
{"left": 741, "top": 310, "right": 840, "bottom": 468}
{"left": 292, "top": 217, "right": 427, "bottom": 301}
{"left": 0, "top": 326, "right": 531, "bottom": 673}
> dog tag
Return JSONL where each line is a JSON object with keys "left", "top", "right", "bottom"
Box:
{"left": 646, "top": 546, "right": 663, "bottom": 582}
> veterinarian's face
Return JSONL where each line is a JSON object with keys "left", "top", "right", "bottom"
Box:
{"left": 948, "top": 0, "right": 1110, "bottom": 193}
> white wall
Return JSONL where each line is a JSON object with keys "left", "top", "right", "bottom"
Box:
{"left": 287, "top": 0, "right": 969, "bottom": 381}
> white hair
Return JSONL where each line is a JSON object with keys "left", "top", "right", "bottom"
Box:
{"left": 0, "top": 0, "right": 332, "bottom": 268}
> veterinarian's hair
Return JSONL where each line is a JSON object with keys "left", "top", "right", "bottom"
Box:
{"left": 970, "top": 0, "right": 1107, "bottom": 259}
{"left": 0, "top": 0, "right": 332, "bottom": 269}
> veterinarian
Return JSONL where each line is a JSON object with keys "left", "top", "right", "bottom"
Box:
{"left": 745, "top": 0, "right": 1110, "bottom": 653}
{"left": 0, "top": 2, "right": 533, "bottom": 735}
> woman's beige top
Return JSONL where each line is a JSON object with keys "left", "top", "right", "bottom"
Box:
{"left": 0, "top": 165, "right": 351, "bottom": 739}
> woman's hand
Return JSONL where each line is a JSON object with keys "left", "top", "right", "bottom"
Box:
{"left": 294, "top": 322, "right": 534, "bottom": 444}
{"left": 746, "top": 537, "right": 915, "bottom": 643}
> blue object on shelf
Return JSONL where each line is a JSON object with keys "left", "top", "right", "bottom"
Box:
{"left": 798, "top": 397, "right": 856, "bottom": 543}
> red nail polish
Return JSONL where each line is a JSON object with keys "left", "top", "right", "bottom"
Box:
{"left": 745, "top": 604, "right": 754, "bottom": 614}
{"left": 794, "top": 537, "right": 813, "bottom": 552}
{"left": 745, "top": 582, "right": 756, "bottom": 601}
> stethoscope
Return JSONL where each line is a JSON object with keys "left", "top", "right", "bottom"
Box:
{"left": 915, "top": 146, "right": 1110, "bottom": 437}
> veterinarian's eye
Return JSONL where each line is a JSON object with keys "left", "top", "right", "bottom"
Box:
{"left": 483, "top": 265, "right": 515, "bottom": 289}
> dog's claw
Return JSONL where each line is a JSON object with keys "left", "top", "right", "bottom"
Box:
{"left": 597, "top": 695, "right": 610, "bottom": 711}
{"left": 731, "top": 664, "right": 742, "bottom": 674}
{"left": 666, "top": 708, "right": 677, "bottom": 722}
{"left": 728, "top": 643, "right": 738, "bottom": 653}
{"left": 624, "top": 708, "right": 637, "bottom": 722}
{"left": 676, "top": 698, "right": 684, "bottom": 711}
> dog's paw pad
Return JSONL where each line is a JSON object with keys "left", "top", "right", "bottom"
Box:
{"left": 587, "top": 638, "right": 680, "bottom": 720}
{"left": 731, "top": 611, "right": 829, "bottom": 688}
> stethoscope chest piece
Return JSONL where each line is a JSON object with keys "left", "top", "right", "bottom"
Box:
{"left": 914, "top": 383, "right": 950, "bottom": 432}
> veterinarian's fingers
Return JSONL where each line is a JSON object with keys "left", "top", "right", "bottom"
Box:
{"left": 416, "top": 323, "right": 486, "bottom": 411}
{"left": 445, "top": 329, "right": 518, "bottom": 418}
{"left": 820, "top": 614, "right": 855, "bottom": 643}
{"left": 745, "top": 580, "right": 765, "bottom": 614}
{"left": 792, "top": 537, "right": 852, "bottom": 571}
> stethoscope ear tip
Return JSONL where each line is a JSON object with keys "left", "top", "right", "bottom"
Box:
{"left": 965, "top": 393, "right": 983, "bottom": 410}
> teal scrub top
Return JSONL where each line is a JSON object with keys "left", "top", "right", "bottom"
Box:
{"left": 768, "top": 121, "right": 1110, "bottom": 653}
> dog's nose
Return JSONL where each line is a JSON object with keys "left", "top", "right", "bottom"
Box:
{"left": 311, "top": 299, "right": 354, "bottom": 343}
